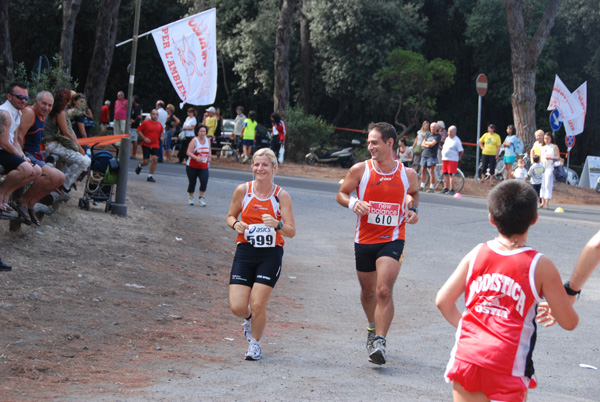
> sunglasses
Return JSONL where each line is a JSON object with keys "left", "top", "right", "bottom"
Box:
{"left": 10, "top": 93, "right": 28, "bottom": 101}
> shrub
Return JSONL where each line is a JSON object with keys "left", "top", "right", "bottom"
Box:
{"left": 284, "top": 106, "right": 333, "bottom": 162}
{"left": 1, "top": 55, "right": 77, "bottom": 99}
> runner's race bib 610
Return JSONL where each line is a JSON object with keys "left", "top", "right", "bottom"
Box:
{"left": 367, "top": 202, "right": 401, "bottom": 226}
{"left": 244, "top": 224, "right": 276, "bottom": 248}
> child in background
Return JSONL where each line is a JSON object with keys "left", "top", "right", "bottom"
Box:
{"left": 512, "top": 158, "right": 528, "bottom": 181}
{"left": 528, "top": 154, "right": 544, "bottom": 203}
{"left": 436, "top": 180, "right": 578, "bottom": 402}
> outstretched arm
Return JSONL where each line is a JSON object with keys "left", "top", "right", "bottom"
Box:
{"left": 568, "top": 229, "right": 600, "bottom": 298}
{"left": 535, "top": 256, "right": 578, "bottom": 330}
{"left": 436, "top": 249, "right": 474, "bottom": 328}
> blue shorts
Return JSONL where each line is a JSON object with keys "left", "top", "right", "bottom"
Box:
{"left": 354, "top": 240, "right": 405, "bottom": 273}
{"left": 420, "top": 156, "right": 437, "bottom": 167}
{"left": 242, "top": 139, "right": 254, "bottom": 147}
{"left": 0, "top": 149, "right": 26, "bottom": 172}
{"left": 25, "top": 151, "right": 46, "bottom": 167}
{"left": 230, "top": 243, "right": 283, "bottom": 288}
{"left": 504, "top": 155, "right": 516, "bottom": 164}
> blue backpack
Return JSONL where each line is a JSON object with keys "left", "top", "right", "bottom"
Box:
{"left": 512, "top": 136, "right": 524, "bottom": 154}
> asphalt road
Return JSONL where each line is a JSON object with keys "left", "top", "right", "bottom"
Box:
{"left": 126, "top": 163, "right": 599, "bottom": 401}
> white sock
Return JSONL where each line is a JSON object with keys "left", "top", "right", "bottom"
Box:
{"left": 420, "top": 182, "right": 425, "bottom": 188}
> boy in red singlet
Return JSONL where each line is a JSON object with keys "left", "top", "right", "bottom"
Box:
{"left": 436, "top": 180, "right": 578, "bottom": 402}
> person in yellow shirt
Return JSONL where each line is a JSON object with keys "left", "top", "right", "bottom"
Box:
{"left": 203, "top": 106, "right": 217, "bottom": 141}
{"left": 479, "top": 123, "right": 501, "bottom": 181}
{"left": 530, "top": 129, "right": 544, "bottom": 163}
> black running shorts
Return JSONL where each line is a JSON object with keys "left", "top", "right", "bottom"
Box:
{"left": 354, "top": 240, "right": 405, "bottom": 273}
{"left": 229, "top": 243, "right": 283, "bottom": 288}
{"left": 142, "top": 146, "right": 161, "bottom": 160}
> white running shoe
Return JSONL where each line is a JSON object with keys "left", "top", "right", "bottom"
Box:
{"left": 369, "top": 336, "right": 386, "bottom": 365}
{"left": 242, "top": 318, "right": 252, "bottom": 343}
{"left": 245, "top": 339, "right": 262, "bottom": 361}
{"left": 199, "top": 197, "right": 207, "bottom": 207}
{"left": 366, "top": 327, "right": 376, "bottom": 355}
{"left": 188, "top": 198, "right": 194, "bottom": 205}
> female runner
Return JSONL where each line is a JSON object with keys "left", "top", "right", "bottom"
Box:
{"left": 225, "top": 148, "right": 296, "bottom": 360}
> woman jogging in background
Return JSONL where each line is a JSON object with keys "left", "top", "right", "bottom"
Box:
{"left": 185, "top": 124, "right": 210, "bottom": 207}
{"left": 225, "top": 148, "right": 296, "bottom": 360}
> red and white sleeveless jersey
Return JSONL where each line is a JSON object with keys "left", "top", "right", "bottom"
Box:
{"left": 448, "top": 241, "right": 543, "bottom": 379}
{"left": 355, "top": 159, "right": 409, "bottom": 244}
{"left": 236, "top": 181, "right": 284, "bottom": 247}
{"left": 187, "top": 137, "right": 210, "bottom": 169}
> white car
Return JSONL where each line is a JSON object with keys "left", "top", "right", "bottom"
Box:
{"left": 222, "top": 118, "right": 235, "bottom": 139}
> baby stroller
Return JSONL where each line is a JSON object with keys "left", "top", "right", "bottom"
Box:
{"left": 78, "top": 145, "right": 119, "bottom": 212}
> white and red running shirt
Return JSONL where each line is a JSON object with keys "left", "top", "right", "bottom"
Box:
{"left": 354, "top": 159, "right": 409, "bottom": 244}
{"left": 236, "top": 181, "right": 284, "bottom": 248}
{"left": 446, "top": 241, "right": 543, "bottom": 382}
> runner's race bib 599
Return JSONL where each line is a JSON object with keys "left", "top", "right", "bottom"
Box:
{"left": 244, "top": 224, "right": 276, "bottom": 247}
{"left": 367, "top": 202, "right": 401, "bottom": 226}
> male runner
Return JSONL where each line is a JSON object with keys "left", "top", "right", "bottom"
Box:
{"left": 336, "top": 122, "right": 419, "bottom": 364}
{"left": 135, "top": 109, "right": 163, "bottom": 182}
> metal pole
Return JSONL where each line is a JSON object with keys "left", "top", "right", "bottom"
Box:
{"left": 115, "top": 30, "right": 152, "bottom": 48}
{"left": 112, "top": 0, "right": 142, "bottom": 217}
{"left": 475, "top": 95, "right": 482, "bottom": 184}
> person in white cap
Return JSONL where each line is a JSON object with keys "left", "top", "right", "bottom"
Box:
{"left": 203, "top": 106, "right": 217, "bottom": 142}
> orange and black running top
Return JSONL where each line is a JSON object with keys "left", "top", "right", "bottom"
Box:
{"left": 236, "top": 181, "right": 284, "bottom": 247}
{"left": 354, "top": 159, "right": 409, "bottom": 244}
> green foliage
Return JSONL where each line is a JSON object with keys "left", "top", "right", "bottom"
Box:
{"left": 377, "top": 49, "right": 456, "bottom": 134}
{"left": 309, "top": 0, "right": 426, "bottom": 105}
{"left": 284, "top": 106, "right": 333, "bottom": 162}
{"left": 1, "top": 56, "right": 77, "bottom": 100}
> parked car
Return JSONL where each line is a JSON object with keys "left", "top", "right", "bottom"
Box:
{"left": 222, "top": 118, "right": 235, "bottom": 139}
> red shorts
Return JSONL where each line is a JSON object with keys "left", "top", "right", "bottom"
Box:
{"left": 445, "top": 359, "right": 535, "bottom": 402}
{"left": 442, "top": 160, "right": 458, "bottom": 174}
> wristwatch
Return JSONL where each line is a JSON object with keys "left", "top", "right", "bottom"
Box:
{"left": 408, "top": 207, "right": 418, "bottom": 215}
{"left": 275, "top": 220, "right": 284, "bottom": 231}
{"left": 564, "top": 281, "right": 581, "bottom": 297}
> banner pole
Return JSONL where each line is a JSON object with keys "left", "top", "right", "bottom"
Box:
{"left": 112, "top": 0, "right": 142, "bottom": 217}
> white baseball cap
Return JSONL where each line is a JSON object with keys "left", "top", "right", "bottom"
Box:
{"left": 206, "top": 106, "right": 216, "bottom": 113}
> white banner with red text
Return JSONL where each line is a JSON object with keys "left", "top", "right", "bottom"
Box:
{"left": 151, "top": 8, "right": 217, "bottom": 108}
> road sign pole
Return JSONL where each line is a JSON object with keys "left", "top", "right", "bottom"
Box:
{"left": 475, "top": 74, "right": 487, "bottom": 184}
{"left": 476, "top": 95, "right": 482, "bottom": 184}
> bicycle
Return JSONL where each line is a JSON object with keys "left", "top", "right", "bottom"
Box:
{"left": 485, "top": 151, "right": 530, "bottom": 181}
{"left": 423, "top": 164, "right": 465, "bottom": 193}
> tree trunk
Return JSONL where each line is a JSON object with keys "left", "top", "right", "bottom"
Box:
{"left": 273, "top": 0, "right": 297, "bottom": 115}
{"left": 60, "top": 0, "right": 82, "bottom": 74}
{"left": 0, "top": 0, "right": 13, "bottom": 80}
{"left": 299, "top": 0, "right": 311, "bottom": 113}
{"left": 84, "top": 0, "right": 122, "bottom": 126}
{"left": 506, "top": 0, "right": 562, "bottom": 150}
